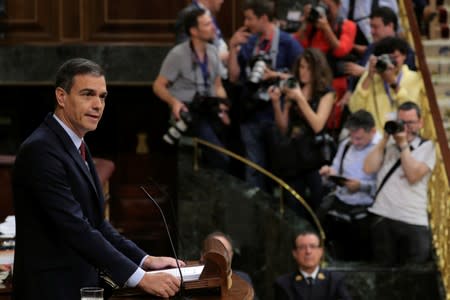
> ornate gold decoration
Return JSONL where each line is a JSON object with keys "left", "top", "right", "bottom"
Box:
{"left": 399, "top": 0, "right": 450, "bottom": 299}
{"left": 317, "top": 273, "right": 326, "bottom": 280}
{"left": 295, "top": 275, "right": 303, "bottom": 282}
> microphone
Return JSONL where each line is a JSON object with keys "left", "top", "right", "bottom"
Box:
{"left": 139, "top": 186, "right": 185, "bottom": 292}
{"left": 146, "top": 177, "right": 185, "bottom": 253}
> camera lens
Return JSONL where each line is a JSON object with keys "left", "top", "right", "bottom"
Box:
{"left": 384, "top": 120, "right": 404, "bottom": 134}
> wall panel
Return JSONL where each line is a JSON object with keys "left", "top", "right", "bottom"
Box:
{"left": 0, "top": 0, "right": 59, "bottom": 43}
{"left": 0, "top": 0, "right": 245, "bottom": 44}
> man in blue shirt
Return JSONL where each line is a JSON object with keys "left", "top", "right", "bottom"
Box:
{"left": 228, "top": 0, "right": 303, "bottom": 190}
{"left": 318, "top": 109, "right": 380, "bottom": 260}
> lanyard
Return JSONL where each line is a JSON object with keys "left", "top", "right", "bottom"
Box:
{"left": 190, "top": 41, "right": 210, "bottom": 94}
{"left": 256, "top": 30, "right": 274, "bottom": 54}
{"left": 383, "top": 70, "right": 403, "bottom": 108}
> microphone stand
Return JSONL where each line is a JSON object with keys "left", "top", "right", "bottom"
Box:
{"left": 140, "top": 186, "right": 185, "bottom": 297}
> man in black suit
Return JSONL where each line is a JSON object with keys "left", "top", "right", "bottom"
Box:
{"left": 274, "top": 230, "right": 351, "bottom": 300}
{"left": 12, "top": 58, "right": 184, "bottom": 300}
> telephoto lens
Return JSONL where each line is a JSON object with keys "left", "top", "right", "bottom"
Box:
{"left": 163, "top": 111, "right": 192, "bottom": 145}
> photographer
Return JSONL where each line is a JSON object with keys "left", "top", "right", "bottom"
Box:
{"left": 349, "top": 36, "right": 425, "bottom": 131}
{"left": 268, "top": 48, "right": 335, "bottom": 214}
{"left": 153, "top": 8, "right": 230, "bottom": 170}
{"left": 318, "top": 110, "right": 381, "bottom": 261}
{"left": 292, "top": 0, "right": 357, "bottom": 136}
{"left": 228, "top": 0, "right": 303, "bottom": 190}
{"left": 364, "top": 102, "right": 435, "bottom": 265}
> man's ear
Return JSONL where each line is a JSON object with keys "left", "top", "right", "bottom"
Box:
{"left": 189, "top": 26, "right": 197, "bottom": 38}
{"left": 55, "top": 87, "right": 66, "bottom": 107}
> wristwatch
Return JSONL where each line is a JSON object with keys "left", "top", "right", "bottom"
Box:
{"left": 399, "top": 144, "right": 409, "bottom": 152}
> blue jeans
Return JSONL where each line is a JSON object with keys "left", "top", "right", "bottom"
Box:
{"left": 192, "top": 119, "right": 230, "bottom": 171}
{"left": 240, "top": 120, "right": 273, "bottom": 190}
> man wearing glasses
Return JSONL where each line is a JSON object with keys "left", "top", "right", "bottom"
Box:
{"left": 364, "top": 101, "right": 436, "bottom": 265}
{"left": 349, "top": 36, "right": 425, "bottom": 132}
{"left": 274, "top": 231, "right": 352, "bottom": 299}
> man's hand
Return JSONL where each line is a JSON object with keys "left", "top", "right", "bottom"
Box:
{"left": 344, "top": 62, "right": 365, "bottom": 77}
{"left": 319, "top": 165, "right": 335, "bottom": 176}
{"left": 137, "top": 272, "right": 181, "bottom": 298}
{"left": 229, "top": 26, "right": 251, "bottom": 49}
{"left": 142, "top": 256, "right": 186, "bottom": 271}
{"left": 171, "top": 101, "right": 188, "bottom": 120}
{"left": 345, "top": 179, "right": 361, "bottom": 193}
{"left": 379, "top": 63, "right": 397, "bottom": 86}
{"left": 218, "top": 103, "right": 231, "bottom": 126}
{"left": 393, "top": 130, "right": 408, "bottom": 149}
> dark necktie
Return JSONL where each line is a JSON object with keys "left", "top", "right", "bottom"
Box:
{"left": 79, "top": 141, "right": 86, "bottom": 161}
{"left": 306, "top": 276, "right": 314, "bottom": 285}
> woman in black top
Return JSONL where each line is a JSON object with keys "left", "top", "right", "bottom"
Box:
{"left": 269, "top": 48, "right": 335, "bottom": 215}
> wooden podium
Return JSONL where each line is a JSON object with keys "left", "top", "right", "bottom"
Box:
{"left": 112, "top": 238, "right": 254, "bottom": 300}
{"left": 184, "top": 237, "right": 231, "bottom": 296}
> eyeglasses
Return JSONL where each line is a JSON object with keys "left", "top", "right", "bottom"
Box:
{"left": 401, "top": 120, "right": 420, "bottom": 126}
{"left": 296, "top": 244, "right": 321, "bottom": 251}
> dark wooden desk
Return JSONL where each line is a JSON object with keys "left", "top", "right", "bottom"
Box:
{"left": 111, "top": 273, "right": 254, "bottom": 300}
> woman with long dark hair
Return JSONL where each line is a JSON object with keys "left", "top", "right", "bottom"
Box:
{"left": 268, "top": 48, "right": 335, "bottom": 215}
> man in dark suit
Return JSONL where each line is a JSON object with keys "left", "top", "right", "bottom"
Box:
{"left": 274, "top": 230, "right": 351, "bottom": 300}
{"left": 12, "top": 58, "right": 184, "bottom": 300}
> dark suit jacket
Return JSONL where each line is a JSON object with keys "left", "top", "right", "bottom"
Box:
{"left": 274, "top": 269, "right": 352, "bottom": 300}
{"left": 12, "top": 113, "right": 147, "bottom": 300}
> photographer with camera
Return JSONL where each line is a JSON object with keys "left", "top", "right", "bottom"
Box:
{"left": 318, "top": 110, "right": 381, "bottom": 261}
{"left": 153, "top": 8, "right": 231, "bottom": 170}
{"left": 341, "top": 7, "right": 416, "bottom": 108}
{"left": 268, "top": 48, "right": 335, "bottom": 215}
{"left": 292, "top": 0, "right": 357, "bottom": 138}
{"left": 363, "top": 102, "right": 435, "bottom": 265}
{"left": 349, "top": 36, "right": 425, "bottom": 131}
{"left": 228, "top": 0, "right": 303, "bottom": 190}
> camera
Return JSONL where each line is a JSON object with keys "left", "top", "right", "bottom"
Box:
{"left": 384, "top": 120, "right": 404, "bottom": 135}
{"left": 375, "top": 54, "right": 397, "bottom": 73}
{"left": 277, "top": 76, "right": 299, "bottom": 90}
{"left": 163, "top": 110, "right": 193, "bottom": 145}
{"left": 307, "top": 3, "right": 328, "bottom": 23}
{"left": 248, "top": 54, "right": 272, "bottom": 84}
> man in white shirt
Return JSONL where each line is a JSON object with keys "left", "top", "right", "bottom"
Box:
{"left": 364, "top": 101, "right": 435, "bottom": 265}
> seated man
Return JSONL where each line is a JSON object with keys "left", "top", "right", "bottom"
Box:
{"left": 319, "top": 109, "right": 381, "bottom": 260}
{"left": 364, "top": 101, "right": 436, "bottom": 265}
{"left": 274, "top": 230, "right": 352, "bottom": 300}
{"left": 349, "top": 36, "right": 425, "bottom": 131}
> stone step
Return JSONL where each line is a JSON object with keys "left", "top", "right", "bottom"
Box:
{"left": 426, "top": 57, "right": 450, "bottom": 75}
{"left": 327, "top": 262, "right": 442, "bottom": 300}
{"left": 423, "top": 39, "right": 450, "bottom": 57}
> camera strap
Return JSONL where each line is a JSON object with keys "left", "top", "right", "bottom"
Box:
{"left": 190, "top": 41, "right": 211, "bottom": 95}
{"left": 252, "top": 27, "right": 280, "bottom": 69}
{"left": 338, "top": 141, "right": 352, "bottom": 175}
{"left": 383, "top": 70, "right": 403, "bottom": 108}
{"left": 373, "top": 137, "right": 427, "bottom": 200}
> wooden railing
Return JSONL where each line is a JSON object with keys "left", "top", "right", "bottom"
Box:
{"left": 399, "top": 1, "right": 450, "bottom": 299}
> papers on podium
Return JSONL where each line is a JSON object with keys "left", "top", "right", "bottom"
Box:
{"left": 147, "top": 265, "right": 205, "bottom": 282}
